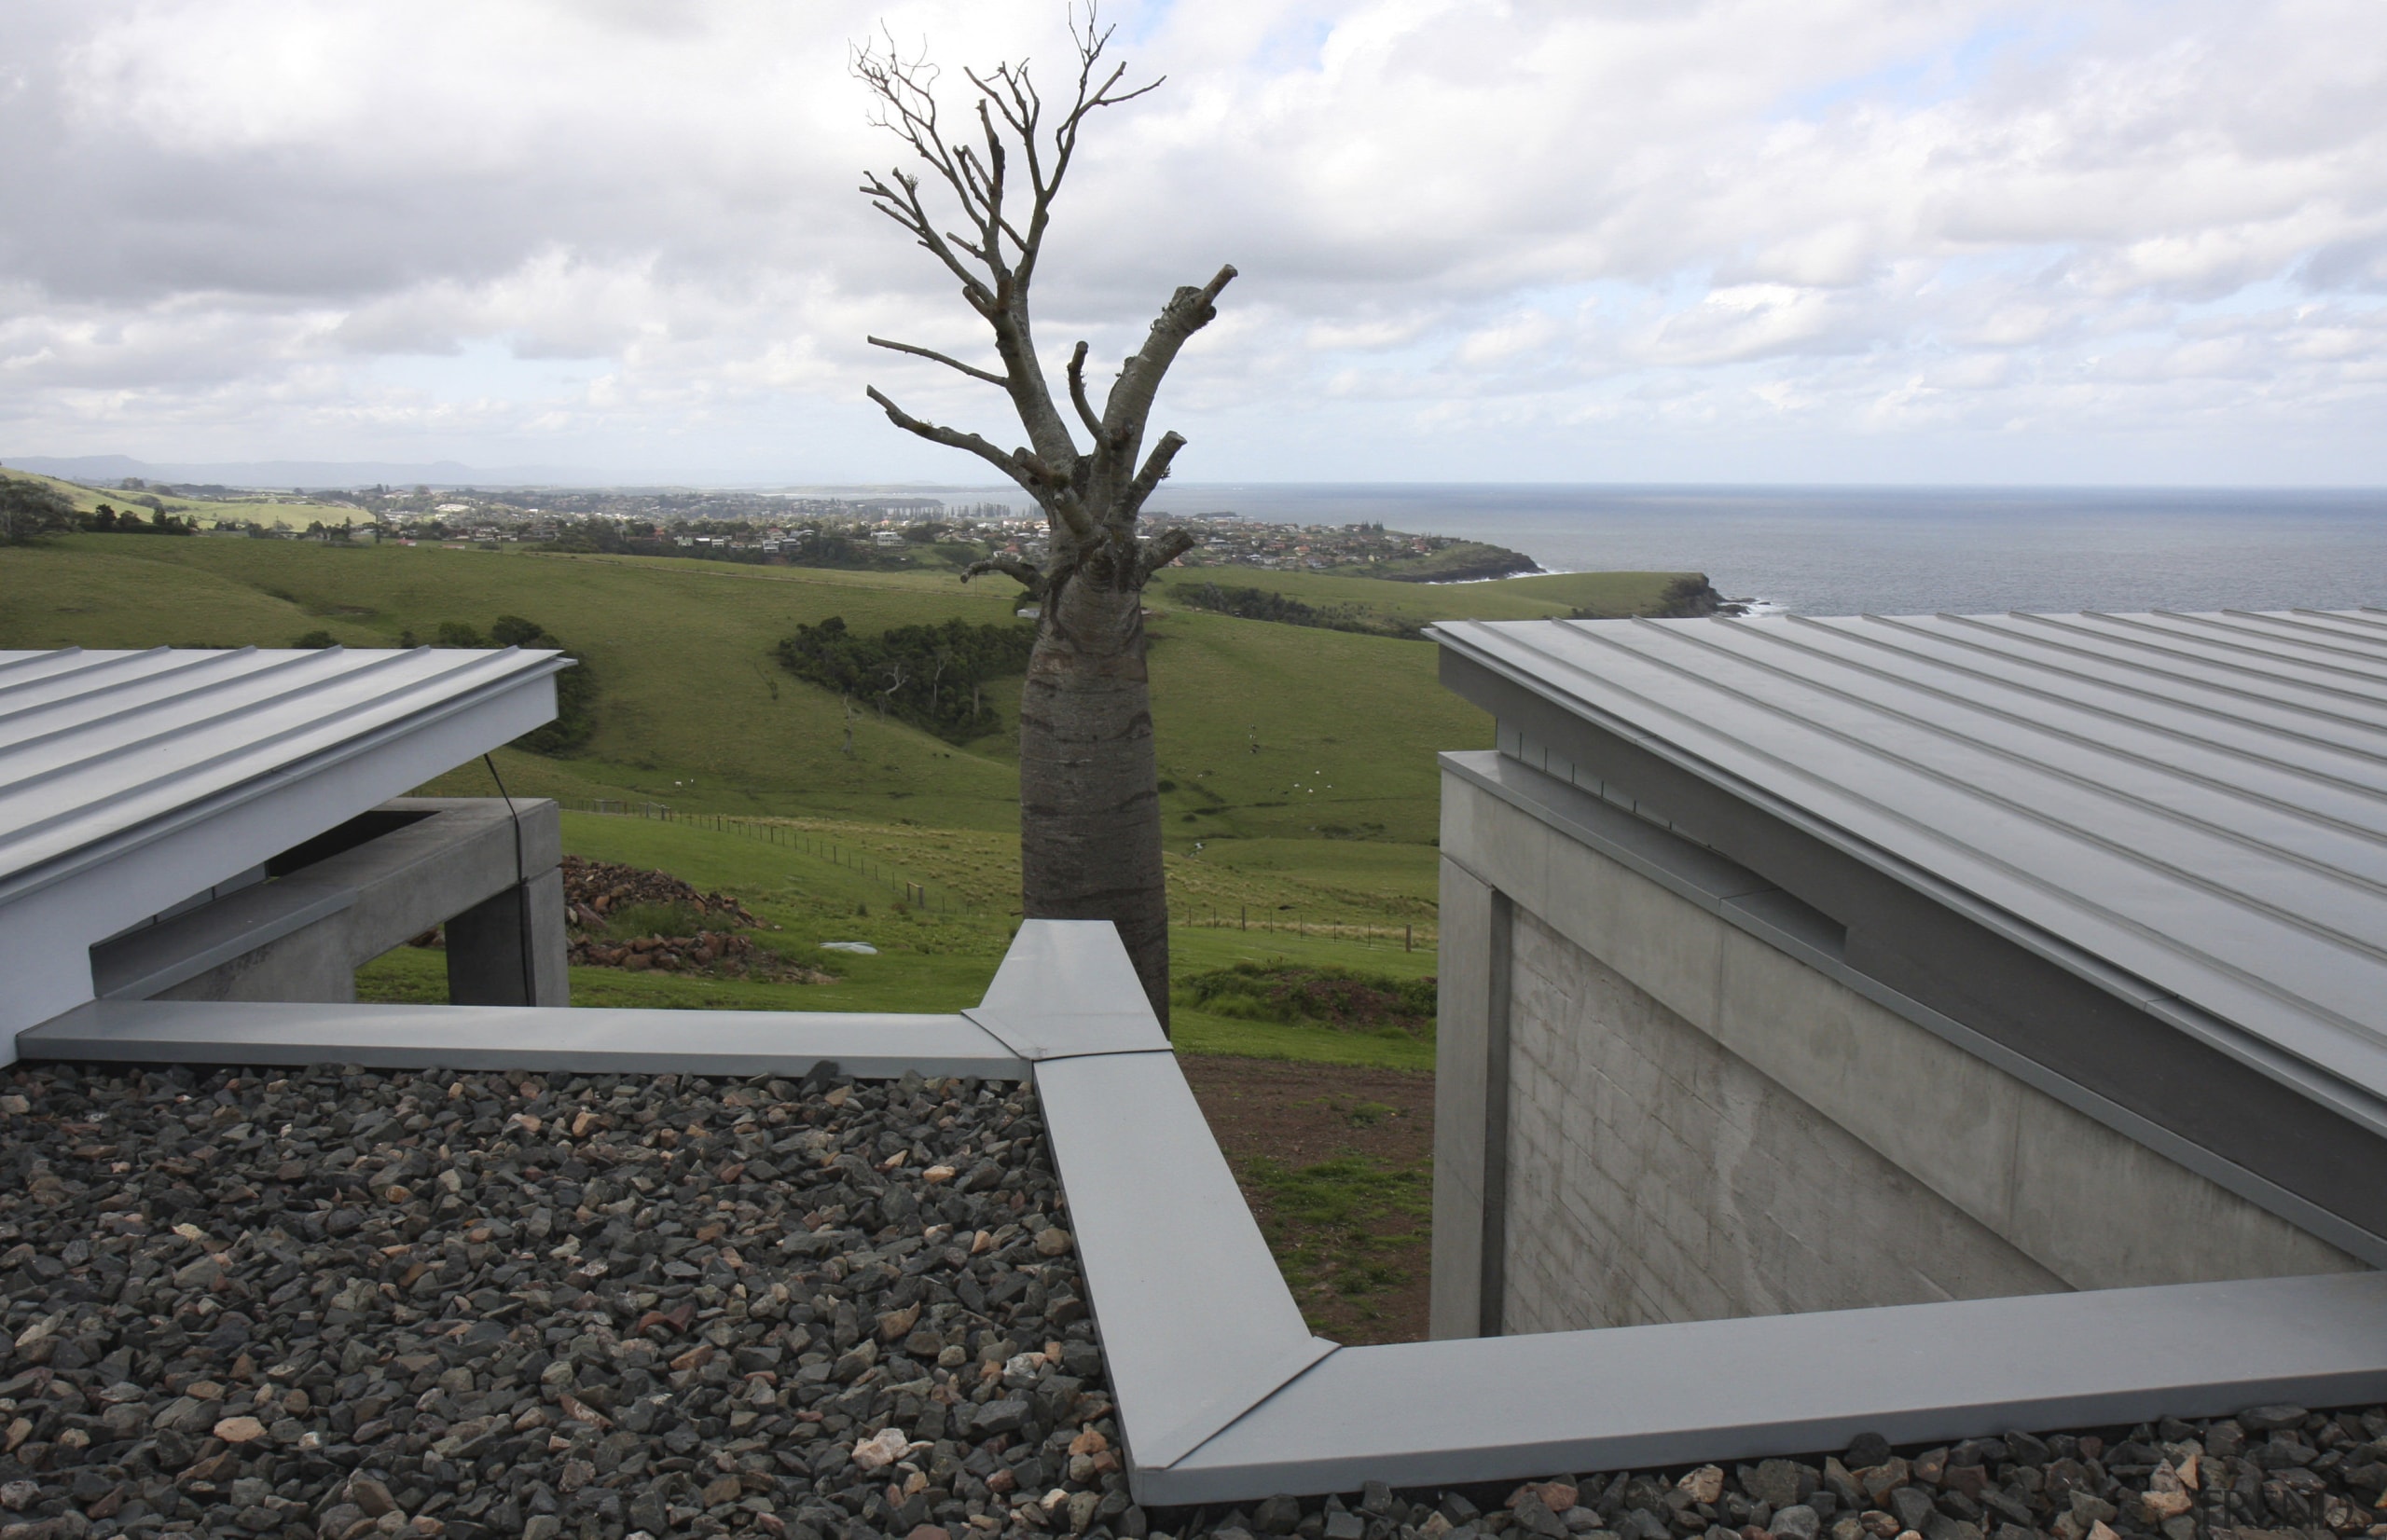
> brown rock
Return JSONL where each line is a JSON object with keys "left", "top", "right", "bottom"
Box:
{"left": 212, "top": 1415, "right": 266, "bottom": 1444}
{"left": 1034, "top": 1227, "right": 1074, "bottom": 1257}
{"left": 1678, "top": 1466, "right": 1725, "bottom": 1505}
{"left": 348, "top": 1478, "right": 397, "bottom": 1518}
{"left": 1860, "top": 1461, "right": 1912, "bottom": 1504}
{"left": 878, "top": 1302, "right": 922, "bottom": 1341}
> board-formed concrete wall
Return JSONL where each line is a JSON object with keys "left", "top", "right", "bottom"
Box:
{"left": 1433, "top": 752, "right": 2363, "bottom": 1340}
{"left": 1503, "top": 907, "right": 2069, "bottom": 1331}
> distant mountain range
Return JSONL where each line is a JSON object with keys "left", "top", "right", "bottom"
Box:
{"left": 1, "top": 454, "right": 618, "bottom": 489}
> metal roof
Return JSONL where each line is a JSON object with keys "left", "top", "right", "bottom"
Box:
{"left": 0, "top": 645, "right": 571, "bottom": 901}
{"left": 1429, "top": 608, "right": 2387, "bottom": 1112}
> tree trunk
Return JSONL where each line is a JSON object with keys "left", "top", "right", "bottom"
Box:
{"left": 1017, "top": 580, "right": 1169, "bottom": 1027}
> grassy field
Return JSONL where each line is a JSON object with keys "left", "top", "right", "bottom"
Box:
{"left": 1151, "top": 563, "right": 1698, "bottom": 626}
{"left": 4, "top": 466, "right": 362, "bottom": 530}
{"left": 0, "top": 530, "right": 1693, "bottom": 847}
{"left": 353, "top": 810, "right": 1438, "bottom": 1068}
{"left": 0, "top": 527, "right": 1690, "bottom": 1057}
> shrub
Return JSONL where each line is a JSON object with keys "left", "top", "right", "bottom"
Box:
{"left": 1175, "top": 962, "right": 1436, "bottom": 1038}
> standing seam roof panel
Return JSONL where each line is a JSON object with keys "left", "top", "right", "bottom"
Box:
{"left": 1667, "top": 621, "right": 2387, "bottom": 884}
{"left": 0, "top": 646, "right": 570, "bottom": 889}
{"left": 1430, "top": 612, "right": 2387, "bottom": 1110}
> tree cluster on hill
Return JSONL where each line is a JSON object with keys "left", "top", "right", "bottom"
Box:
{"left": 1177, "top": 582, "right": 1426, "bottom": 640}
{"left": 775, "top": 615, "right": 1036, "bottom": 743}
{"left": 0, "top": 475, "right": 77, "bottom": 544}
{"left": 83, "top": 502, "right": 197, "bottom": 536}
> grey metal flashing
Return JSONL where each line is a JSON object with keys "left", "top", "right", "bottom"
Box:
{"left": 964, "top": 1010, "right": 1171, "bottom": 1061}
{"left": 1034, "top": 1048, "right": 1337, "bottom": 1469}
{"left": 1152, "top": 1272, "right": 2387, "bottom": 1506}
{"left": 20, "top": 998, "right": 1027, "bottom": 1080}
{"left": 1436, "top": 645, "right": 2387, "bottom": 1244}
{"left": 977, "top": 919, "right": 1157, "bottom": 1015}
{"left": 968, "top": 921, "right": 1172, "bottom": 1058}
{"left": 90, "top": 880, "right": 357, "bottom": 999}
{"left": 1442, "top": 748, "right": 2387, "bottom": 1269}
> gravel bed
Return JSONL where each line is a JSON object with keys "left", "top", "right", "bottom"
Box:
{"left": 5, "top": 1063, "right": 2384, "bottom": 1540}
{"left": 1149, "top": 1412, "right": 2387, "bottom": 1540}
{"left": 0, "top": 1063, "right": 1129, "bottom": 1540}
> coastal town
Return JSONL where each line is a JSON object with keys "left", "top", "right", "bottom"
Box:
{"left": 70, "top": 478, "right": 1545, "bottom": 581}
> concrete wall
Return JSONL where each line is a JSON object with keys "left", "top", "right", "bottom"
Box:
{"left": 1433, "top": 754, "right": 2363, "bottom": 1339}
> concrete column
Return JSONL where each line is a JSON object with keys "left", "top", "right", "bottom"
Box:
{"left": 446, "top": 866, "right": 570, "bottom": 1006}
{"left": 1429, "top": 857, "right": 1514, "bottom": 1340}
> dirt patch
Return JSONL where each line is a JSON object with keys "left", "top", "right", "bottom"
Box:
{"left": 1180, "top": 1055, "right": 1434, "bottom": 1345}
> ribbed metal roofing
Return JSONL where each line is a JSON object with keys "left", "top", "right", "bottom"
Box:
{"left": 1430, "top": 608, "right": 2387, "bottom": 1113}
{"left": 0, "top": 646, "right": 570, "bottom": 899}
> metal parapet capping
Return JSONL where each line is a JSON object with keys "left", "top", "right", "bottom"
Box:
{"left": 20, "top": 920, "right": 2387, "bottom": 1504}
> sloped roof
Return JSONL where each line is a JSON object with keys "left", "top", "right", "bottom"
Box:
{"left": 1429, "top": 608, "right": 2387, "bottom": 1112}
{"left": 0, "top": 645, "right": 570, "bottom": 901}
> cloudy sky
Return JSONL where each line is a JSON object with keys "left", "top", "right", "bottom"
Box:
{"left": 2, "top": 0, "right": 2382, "bottom": 485}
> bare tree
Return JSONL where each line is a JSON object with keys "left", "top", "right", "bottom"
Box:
{"left": 854, "top": 9, "right": 1231, "bottom": 1027}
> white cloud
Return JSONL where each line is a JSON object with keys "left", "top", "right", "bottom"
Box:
{"left": 0, "top": 0, "right": 2380, "bottom": 482}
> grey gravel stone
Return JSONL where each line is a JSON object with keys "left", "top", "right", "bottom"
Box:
{"left": 7, "top": 1066, "right": 2387, "bottom": 1540}
{"left": 0, "top": 1063, "right": 1116, "bottom": 1540}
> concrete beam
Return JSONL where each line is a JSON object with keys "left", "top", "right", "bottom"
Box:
{"left": 87, "top": 797, "right": 569, "bottom": 1009}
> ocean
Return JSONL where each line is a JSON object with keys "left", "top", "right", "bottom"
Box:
{"left": 1139, "top": 484, "right": 2387, "bottom": 617}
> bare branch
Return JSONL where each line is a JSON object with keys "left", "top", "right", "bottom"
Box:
{"left": 962, "top": 555, "right": 1048, "bottom": 598}
{"left": 1137, "top": 527, "right": 1196, "bottom": 582}
{"left": 864, "top": 385, "right": 1037, "bottom": 490}
{"left": 1123, "top": 430, "right": 1187, "bottom": 519}
{"left": 867, "top": 336, "right": 1010, "bottom": 389}
{"left": 858, "top": 169, "right": 996, "bottom": 312}
{"left": 1102, "top": 265, "right": 1237, "bottom": 450}
{"left": 1067, "top": 341, "right": 1104, "bottom": 441}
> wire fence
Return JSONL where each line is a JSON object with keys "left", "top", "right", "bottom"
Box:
{"left": 576, "top": 799, "right": 976, "bottom": 914}
{"left": 573, "top": 800, "right": 1436, "bottom": 950}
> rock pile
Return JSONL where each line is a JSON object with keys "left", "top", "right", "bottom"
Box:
{"left": 559, "top": 859, "right": 757, "bottom": 934}
{"left": 566, "top": 932, "right": 756, "bottom": 974}
{"left": 0, "top": 1064, "right": 1125, "bottom": 1540}
{"left": 1149, "top": 1416, "right": 2387, "bottom": 1540}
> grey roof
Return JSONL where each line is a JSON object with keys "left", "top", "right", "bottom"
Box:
{"left": 1429, "top": 608, "right": 2387, "bottom": 1113}
{"left": 0, "top": 645, "right": 570, "bottom": 899}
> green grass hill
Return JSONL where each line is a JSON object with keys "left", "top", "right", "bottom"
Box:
{"left": 1, "top": 529, "right": 1705, "bottom": 1062}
